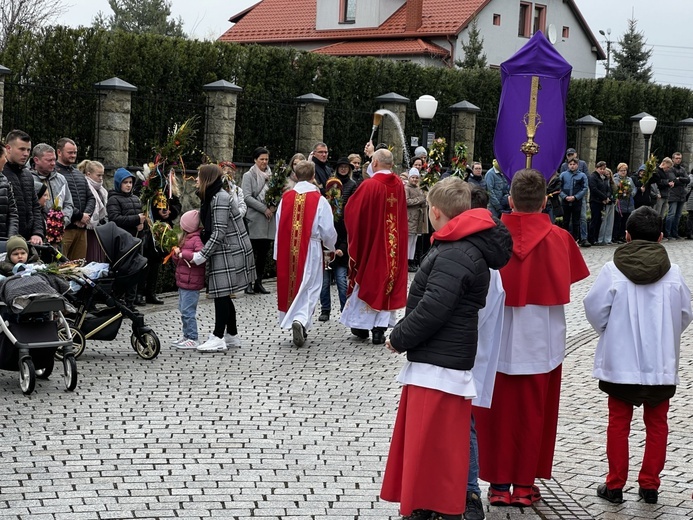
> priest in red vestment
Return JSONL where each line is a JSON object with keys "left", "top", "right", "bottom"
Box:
{"left": 274, "top": 160, "right": 336, "bottom": 347}
{"left": 339, "top": 148, "right": 408, "bottom": 345}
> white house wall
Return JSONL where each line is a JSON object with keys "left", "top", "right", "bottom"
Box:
{"left": 456, "top": 0, "right": 597, "bottom": 79}
{"left": 316, "top": 0, "right": 404, "bottom": 30}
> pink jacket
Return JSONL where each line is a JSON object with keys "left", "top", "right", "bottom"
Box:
{"left": 173, "top": 230, "right": 205, "bottom": 291}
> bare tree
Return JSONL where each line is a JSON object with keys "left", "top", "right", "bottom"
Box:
{"left": 0, "top": 0, "right": 68, "bottom": 50}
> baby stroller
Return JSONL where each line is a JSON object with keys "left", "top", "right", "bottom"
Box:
{"left": 56, "top": 222, "right": 161, "bottom": 361}
{"left": 0, "top": 242, "right": 77, "bottom": 395}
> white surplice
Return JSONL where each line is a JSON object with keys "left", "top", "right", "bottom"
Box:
{"left": 274, "top": 181, "right": 337, "bottom": 330}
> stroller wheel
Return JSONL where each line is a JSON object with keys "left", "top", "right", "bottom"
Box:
{"left": 131, "top": 330, "right": 161, "bottom": 360}
{"left": 56, "top": 325, "right": 86, "bottom": 360}
{"left": 63, "top": 355, "right": 77, "bottom": 391}
{"left": 19, "top": 358, "right": 36, "bottom": 395}
{"left": 36, "top": 357, "right": 55, "bottom": 380}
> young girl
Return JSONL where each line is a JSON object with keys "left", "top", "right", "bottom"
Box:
{"left": 193, "top": 164, "right": 256, "bottom": 352}
{"left": 171, "top": 210, "right": 206, "bottom": 350}
{"left": 78, "top": 159, "right": 108, "bottom": 263}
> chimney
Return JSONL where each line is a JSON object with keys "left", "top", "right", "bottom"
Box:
{"left": 406, "top": 0, "right": 423, "bottom": 32}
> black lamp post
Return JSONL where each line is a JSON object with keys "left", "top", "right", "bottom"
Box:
{"left": 415, "top": 95, "right": 438, "bottom": 150}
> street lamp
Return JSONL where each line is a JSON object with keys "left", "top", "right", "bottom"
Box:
{"left": 639, "top": 115, "right": 657, "bottom": 164}
{"left": 416, "top": 95, "right": 438, "bottom": 150}
{"left": 599, "top": 28, "right": 612, "bottom": 77}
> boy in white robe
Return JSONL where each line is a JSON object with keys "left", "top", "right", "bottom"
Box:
{"left": 584, "top": 205, "right": 692, "bottom": 505}
{"left": 274, "top": 160, "right": 336, "bottom": 347}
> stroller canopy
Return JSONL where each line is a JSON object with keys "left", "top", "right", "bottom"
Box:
{"left": 94, "top": 222, "right": 147, "bottom": 276}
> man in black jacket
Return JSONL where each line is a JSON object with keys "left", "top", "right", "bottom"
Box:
{"left": 310, "top": 142, "right": 332, "bottom": 195}
{"left": 3, "top": 130, "right": 43, "bottom": 245}
{"left": 56, "top": 137, "right": 95, "bottom": 260}
{"left": 664, "top": 152, "right": 689, "bottom": 239}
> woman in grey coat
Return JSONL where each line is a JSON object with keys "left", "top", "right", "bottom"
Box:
{"left": 241, "top": 147, "right": 276, "bottom": 295}
{"left": 194, "top": 164, "right": 256, "bottom": 352}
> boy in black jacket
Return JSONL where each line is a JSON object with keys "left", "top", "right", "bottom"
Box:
{"left": 380, "top": 177, "right": 513, "bottom": 520}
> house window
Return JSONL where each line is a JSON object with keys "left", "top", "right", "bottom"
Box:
{"left": 493, "top": 14, "right": 501, "bottom": 26}
{"left": 518, "top": 3, "right": 531, "bottom": 37}
{"left": 533, "top": 4, "right": 546, "bottom": 34}
{"left": 562, "top": 26, "right": 569, "bottom": 38}
{"left": 340, "top": 0, "right": 356, "bottom": 23}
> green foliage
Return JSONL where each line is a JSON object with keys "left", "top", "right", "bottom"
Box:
{"left": 0, "top": 26, "right": 691, "bottom": 173}
{"left": 611, "top": 18, "right": 653, "bottom": 83}
{"left": 95, "top": 0, "right": 185, "bottom": 38}
{"left": 456, "top": 18, "right": 487, "bottom": 69}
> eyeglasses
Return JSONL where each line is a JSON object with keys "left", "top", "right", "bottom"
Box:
{"left": 315, "top": 150, "right": 328, "bottom": 154}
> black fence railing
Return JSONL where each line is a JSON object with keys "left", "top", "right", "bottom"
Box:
{"left": 323, "top": 103, "right": 377, "bottom": 163}
{"left": 128, "top": 93, "right": 208, "bottom": 168}
{"left": 234, "top": 95, "right": 297, "bottom": 164}
{"left": 2, "top": 82, "right": 102, "bottom": 157}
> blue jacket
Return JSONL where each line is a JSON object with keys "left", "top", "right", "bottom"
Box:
{"left": 485, "top": 167, "right": 509, "bottom": 217}
{"left": 559, "top": 170, "right": 588, "bottom": 203}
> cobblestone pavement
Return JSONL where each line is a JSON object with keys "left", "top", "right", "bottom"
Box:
{"left": 1, "top": 239, "right": 693, "bottom": 519}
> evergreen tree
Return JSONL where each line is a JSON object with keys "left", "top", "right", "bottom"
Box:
{"left": 456, "top": 18, "right": 487, "bottom": 69}
{"left": 94, "top": 0, "right": 185, "bottom": 38}
{"left": 611, "top": 17, "right": 652, "bottom": 83}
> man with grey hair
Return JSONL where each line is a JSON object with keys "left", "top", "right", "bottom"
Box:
{"left": 31, "top": 143, "right": 73, "bottom": 230}
{"left": 340, "top": 148, "right": 408, "bottom": 345}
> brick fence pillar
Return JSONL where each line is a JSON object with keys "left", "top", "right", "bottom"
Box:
{"left": 575, "top": 115, "right": 602, "bottom": 171}
{"left": 677, "top": 118, "right": 693, "bottom": 168}
{"left": 450, "top": 100, "right": 480, "bottom": 163}
{"left": 94, "top": 77, "right": 137, "bottom": 173}
{"left": 295, "top": 93, "right": 328, "bottom": 156}
{"left": 375, "top": 92, "right": 409, "bottom": 168}
{"left": 203, "top": 80, "right": 243, "bottom": 163}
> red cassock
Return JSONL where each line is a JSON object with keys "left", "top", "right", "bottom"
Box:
{"left": 344, "top": 173, "right": 408, "bottom": 311}
{"left": 275, "top": 190, "right": 321, "bottom": 313}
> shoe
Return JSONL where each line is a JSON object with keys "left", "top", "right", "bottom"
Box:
{"left": 401, "top": 510, "right": 433, "bottom": 520}
{"left": 318, "top": 311, "right": 330, "bottom": 322}
{"left": 595, "top": 242, "right": 605, "bottom": 246}
{"left": 596, "top": 483, "right": 623, "bottom": 504}
{"left": 487, "top": 487, "right": 511, "bottom": 507}
{"left": 464, "top": 491, "right": 485, "bottom": 520}
{"left": 173, "top": 338, "right": 198, "bottom": 350}
{"left": 145, "top": 294, "right": 164, "bottom": 305}
{"left": 408, "top": 260, "right": 418, "bottom": 273}
{"left": 510, "top": 485, "right": 541, "bottom": 507}
{"left": 244, "top": 284, "right": 255, "bottom": 295}
{"left": 196, "top": 334, "right": 227, "bottom": 352}
{"left": 254, "top": 281, "right": 270, "bottom": 294}
{"left": 292, "top": 320, "right": 306, "bottom": 347}
{"left": 372, "top": 327, "right": 386, "bottom": 345}
{"left": 134, "top": 294, "right": 146, "bottom": 306}
{"left": 171, "top": 336, "right": 187, "bottom": 348}
{"left": 579, "top": 240, "right": 592, "bottom": 248}
{"left": 350, "top": 328, "right": 369, "bottom": 339}
{"left": 223, "top": 333, "right": 242, "bottom": 348}
{"left": 638, "top": 487, "right": 658, "bottom": 504}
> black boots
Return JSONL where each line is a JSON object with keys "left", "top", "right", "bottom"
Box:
{"left": 254, "top": 280, "right": 269, "bottom": 294}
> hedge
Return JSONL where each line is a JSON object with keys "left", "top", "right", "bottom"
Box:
{"left": 1, "top": 27, "right": 692, "bottom": 168}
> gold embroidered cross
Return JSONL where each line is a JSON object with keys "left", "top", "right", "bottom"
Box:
{"left": 386, "top": 194, "right": 397, "bottom": 207}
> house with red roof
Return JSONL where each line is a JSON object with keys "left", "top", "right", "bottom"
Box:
{"left": 219, "top": 0, "right": 605, "bottom": 79}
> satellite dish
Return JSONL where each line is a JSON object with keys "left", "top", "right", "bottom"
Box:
{"left": 547, "top": 24, "right": 557, "bottom": 44}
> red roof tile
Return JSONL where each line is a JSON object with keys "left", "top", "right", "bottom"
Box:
{"left": 219, "top": 0, "right": 489, "bottom": 43}
{"left": 314, "top": 39, "right": 448, "bottom": 58}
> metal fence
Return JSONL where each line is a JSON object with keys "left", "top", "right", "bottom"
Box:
{"left": 128, "top": 93, "right": 208, "bottom": 168}
{"left": 234, "top": 94, "right": 297, "bottom": 164}
{"left": 323, "top": 103, "right": 377, "bottom": 163}
{"left": 2, "top": 82, "right": 102, "bottom": 156}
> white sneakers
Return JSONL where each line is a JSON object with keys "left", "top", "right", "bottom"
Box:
{"left": 196, "top": 334, "right": 227, "bottom": 352}
{"left": 171, "top": 337, "right": 198, "bottom": 349}
{"left": 292, "top": 320, "right": 306, "bottom": 347}
{"left": 224, "top": 333, "right": 242, "bottom": 348}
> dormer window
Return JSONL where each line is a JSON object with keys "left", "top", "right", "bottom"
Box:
{"left": 340, "top": 0, "right": 356, "bottom": 23}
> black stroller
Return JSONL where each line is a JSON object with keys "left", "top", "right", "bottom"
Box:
{"left": 0, "top": 243, "right": 77, "bottom": 395}
{"left": 57, "top": 222, "right": 161, "bottom": 360}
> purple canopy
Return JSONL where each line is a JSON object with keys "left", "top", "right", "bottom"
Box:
{"left": 493, "top": 31, "right": 572, "bottom": 182}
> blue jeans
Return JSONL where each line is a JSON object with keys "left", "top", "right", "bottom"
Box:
{"left": 320, "top": 265, "right": 348, "bottom": 312}
{"left": 665, "top": 201, "right": 684, "bottom": 237}
{"left": 467, "top": 414, "right": 480, "bottom": 494}
{"left": 580, "top": 198, "right": 588, "bottom": 240}
{"left": 178, "top": 288, "right": 200, "bottom": 340}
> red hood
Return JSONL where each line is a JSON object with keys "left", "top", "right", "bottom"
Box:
{"left": 432, "top": 208, "right": 496, "bottom": 242}
{"left": 500, "top": 212, "right": 553, "bottom": 260}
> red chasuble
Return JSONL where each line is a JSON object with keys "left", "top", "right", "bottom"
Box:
{"left": 344, "top": 172, "right": 408, "bottom": 311}
{"left": 499, "top": 212, "right": 589, "bottom": 306}
{"left": 276, "top": 190, "right": 321, "bottom": 312}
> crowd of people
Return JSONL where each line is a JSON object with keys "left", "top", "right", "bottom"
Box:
{"left": 1, "top": 126, "right": 690, "bottom": 519}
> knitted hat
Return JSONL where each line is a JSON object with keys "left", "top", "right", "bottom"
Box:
{"left": 114, "top": 167, "right": 135, "bottom": 191}
{"left": 6, "top": 235, "right": 28, "bottom": 255}
{"left": 414, "top": 146, "right": 427, "bottom": 158}
{"left": 180, "top": 210, "right": 200, "bottom": 233}
{"left": 638, "top": 164, "right": 646, "bottom": 171}
{"left": 408, "top": 167, "right": 420, "bottom": 178}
